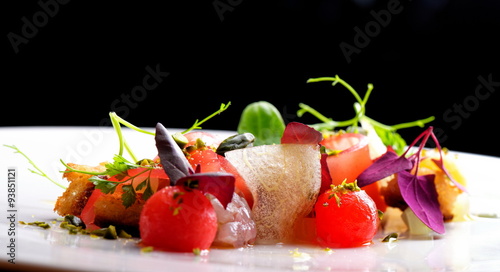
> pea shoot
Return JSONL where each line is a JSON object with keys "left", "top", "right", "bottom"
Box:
{"left": 299, "top": 75, "right": 435, "bottom": 154}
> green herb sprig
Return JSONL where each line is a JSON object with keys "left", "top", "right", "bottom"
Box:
{"left": 4, "top": 144, "right": 67, "bottom": 189}
{"left": 61, "top": 156, "right": 156, "bottom": 208}
{"left": 108, "top": 102, "right": 231, "bottom": 161}
{"left": 298, "top": 75, "right": 435, "bottom": 154}
{"left": 62, "top": 102, "right": 231, "bottom": 207}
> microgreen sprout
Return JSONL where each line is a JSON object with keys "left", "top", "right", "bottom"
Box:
{"left": 299, "top": 75, "right": 435, "bottom": 154}
{"left": 182, "top": 102, "right": 231, "bottom": 134}
{"left": 60, "top": 103, "right": 232, "bottom": 207}
{"left": 108, "top": 102, "right": 231, "bottom": 161}
{"left": 300, "top": 75, "right": 374, "bottom": 131}
{"left": 4, "top": 144, "right": 67, "bottom": 189}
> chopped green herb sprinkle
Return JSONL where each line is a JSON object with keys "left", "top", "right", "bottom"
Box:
{"left": 141, "top": 246, "right": 154, "bottom": 253}
{"left": 20, "top": 221, "right": 51, "bottom": 229}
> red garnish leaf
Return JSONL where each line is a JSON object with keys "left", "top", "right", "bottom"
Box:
{"left": 281, "top": 122, "right": 323, "bottom": 144}
{"left": 155, "top": 123, "right": 194, "bottom": 185}
{"left": 357, "top": 150, "right": 413, "bottom": 187}
{"left": 397, "top": 171, "right": 445, "bottom": 234}
{"left": 176, "top": 172, "right": 235, "bottom": 208}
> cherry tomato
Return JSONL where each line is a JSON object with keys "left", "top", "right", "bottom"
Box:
{"left": 321, "top": 133, "right": 387, "bottom": 212}
{"left": 139, "top": 186, "right": 217, "bottom": 252}
{"left": 184, "top": 131, "right": 223, "bottom": 148}
{"left": 187, "top": 147, "right": 221, "bottom": 172}
{"left": 315, "top": 182, "right": 379, "bottom": 248}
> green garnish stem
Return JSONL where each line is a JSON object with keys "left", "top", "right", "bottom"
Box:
{"left": 4, "top": 145, "right": 67, "bottom": 189}
{"left": 109, "top": 112, "right": 155, "bottom": 136}
{"left": 302, "top": 75, "right": 435, "bottom": 154}
{"left": 182, "top": 102, "right": 231, "bottom": 134}
{"left": 298, "top": 103, "right": 357, "bottom": 129}
{"left": 362, "top": 115, "right": 436, "bottom": 131}
{"left": 108, "top": 101, "right": 230, "bottom": 161}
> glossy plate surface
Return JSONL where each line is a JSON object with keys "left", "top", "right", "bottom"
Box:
{"left": 1, "top": 127, "right": 500, "bottom": 271}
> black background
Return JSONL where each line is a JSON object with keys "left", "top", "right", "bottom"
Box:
{"left": 4, "top": 0, "right": 500, "bottom": 157}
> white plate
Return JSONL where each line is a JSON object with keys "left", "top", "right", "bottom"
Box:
{"left": 1, "top": 127, "right": 500, "bottom": 272}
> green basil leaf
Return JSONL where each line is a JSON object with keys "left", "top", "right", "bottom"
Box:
{"left": 237, "top": 101, "right": 286, "bottom": 146}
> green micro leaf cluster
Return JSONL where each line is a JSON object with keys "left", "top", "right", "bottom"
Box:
{"left": 61, "top": 155, "right": 156, "bottom": 208}
{"left": 298, "top": 75, "right": 435, "bottom": 154}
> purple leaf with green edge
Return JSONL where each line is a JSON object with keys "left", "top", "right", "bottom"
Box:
{"left": 176, "top": 172, "right": 235, "bottom": 209}
{"left": 281, "top": 122, "right": 323, "bottom": 144}
{"left": 397, "top": 171, "right": 445, "bottom": 234}
{"left": 155, "top": 123, "right": 194, "bottom": 185}
{"left": 356, "top": 150, "right": 413, "bottom": 187}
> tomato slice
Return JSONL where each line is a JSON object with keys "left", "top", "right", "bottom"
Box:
{"left": 80, "top": 188, "right": 104, "bottom": 231}
{"left": 321, "top": 133, "right": 372, "bottom": 185}
{"left": 187, "top": 148, "right": 253, "bottom": 208}
{"left": 321, "top": 133, "right": 387, "bottom": 212}
{"left": 127, "top": 168, "right": 170, "bottom": 192}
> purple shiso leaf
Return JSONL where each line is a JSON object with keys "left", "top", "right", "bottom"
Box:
{"left": 155, "top": 123, "right": 194, "bottom": 185}
{"left": 155, "top": 123, "right": 235, "bottom": 207}
{"left": 426, "top": 127, "right": 467, "bottom": 193}
{"left": 176, "top": 172, "right": 235, "bottom": 209}
{"left": 281, "top": 122, "right": 323, "bottom": 144}
{"left": 397, "top": 171, "right": 445, "bottom": 234}
{"left": 357, "top": 150, "right": 413, "bottom": 187}
{"left": 357, "top": 126, "right": 452, "bottom": 235}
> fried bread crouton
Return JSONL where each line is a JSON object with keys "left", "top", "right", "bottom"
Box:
{"left": 55, "top": 162, "right": 146, "bottom": 233}
{"left": 54, "top": 163, "right": 106, "bottom": 217}
{"left": 93, "top": 190, "right": 145, "bottom": 231}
